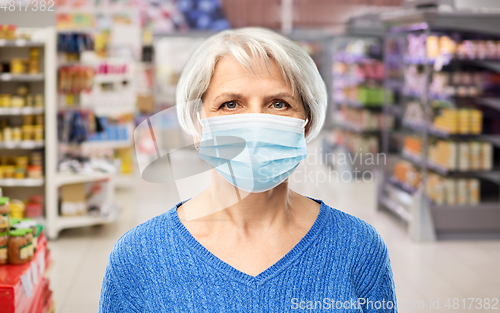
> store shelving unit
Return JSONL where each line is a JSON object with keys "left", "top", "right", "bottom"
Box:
{"left": 0, "top": 27, "right": 56, "bottom": 235}
{"left": 322, "top": 15, "right": 391, "bottom": 175}
{"left": 379, "top": 9, "right": 500, "bottom": 241}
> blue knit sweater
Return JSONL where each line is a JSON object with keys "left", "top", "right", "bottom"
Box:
{"left": 99, "top": 199, "right": 397, "bottom": 312}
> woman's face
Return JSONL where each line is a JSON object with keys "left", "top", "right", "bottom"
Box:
{"left": 201, "top": 56, "right": 306, "bottom": 120}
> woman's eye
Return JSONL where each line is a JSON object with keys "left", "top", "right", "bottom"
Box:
{"left": 272, "top": 100, "right": 288, "bottom": 109}
{"left": 221, "top": 101, "right": 237, "bottom": 109}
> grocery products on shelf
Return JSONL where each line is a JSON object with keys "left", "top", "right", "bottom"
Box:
{"left": 402, "top": 136, "right": 493, "bottom": 172}
{"left": 429, "top": 140, "right": 492, "bottom": 171}
{"left": 0, "top": 47, "right": 41, "bottom": 75}
{"left": 432, "top": 108, "right": 483, "bottom": 134}
{"left": 57, "top": 65, "right": 94, "bottom": 95}
{"left": 403, "top": 101, "right": 484, "bottom": 135}
{"left": 116, "top": 147, "right": 134, "bottom": 176}
{"left": 57, "top": 32, "right": 94, "bottom": 58}
{"left": 332, "top": 130, "right": 380, "bottom": 154}
{"left": 0, "top": 114, "right": 45, "bottom": 143}
{"left": 0, "top": 153, "right": 44, "bottom": 180}
{"left": 337, "top": 106, "right": 394, "bottom": 131}
{"left": 426, "top": 173, "right": 480, "bottom": 205}
{"left": 392, "top": 160, "right": 481, "bottom": 205}
{"left": 406, "top": 33, "right": 500, "bottom": 62}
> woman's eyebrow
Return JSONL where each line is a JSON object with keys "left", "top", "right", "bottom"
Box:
{"left": 214, "top": 93, "right": 244, "bottom": 102}
{"left": 265, "top": 93, "right": 297, "bottom": 101}
{"left": 214, "top": 92, "right": 298, "bottom": 102}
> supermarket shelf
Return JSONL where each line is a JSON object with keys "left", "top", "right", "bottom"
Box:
{"left": 389, "top": 176, "right": 417, "bottom": 195}
{"left": 0, "top": 107, "right": 44, "bottom": 115}
{"left": 385, "top": 78, "right": 404, "bottom": 90}
{"left": 402, "top": 150, "right": 499, "bottom": 178}
{"left": 477, "top": 98, "right": 500, "bottom": 111}
{"left": 0, "top": 178, "right": 44, "bottom": 186}
{"left": 55, "top": 172, "right": 114, "bottom": 187}
{"left": 402, "top": 121, "right": 500, "bottom": 146}
{"left": 431, "top": 203, "right": 500, "bottom": 234}
{"left": 0, "top": 141, "right": 44, "bottom": 149}
{"left": 402, "top": 120, "right": 427, "bottom": 133}
{"left": 56, "top": 214, "right": 118, "bottom": 230}
{"left": 339, "top": 100, "right": 385, "bottom": 110}
{"left": 0, "top": 39, "right": 44, "bottom": 47}
{"left": 379, "top": 195, "right": 413, "bottom": 222}
{"left": 335, "top": 119, "right": 382, "bottom": 134}
{"left": 93, "top": 73, "right": 133, "bottom": 83}
{"left": 81, "top": 140, "right": 132, "bottom": 149}
{"left": 0, "top": 73, "right": 44, "bottom": 81}
{"left": 334, "top": 54, "right": 380, "bottom": 64}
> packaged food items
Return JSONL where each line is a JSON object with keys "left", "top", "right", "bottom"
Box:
{"left": 8, "top": 229, "right": 27, "bottom": 265}
{"left": 3, "top": 127, "right": 12, "bottom": 142}
{"left": 34, "top": 124, "right": 44, "bottom": 141}
{"left": 469, "top": 142, "right": 481, "bottom": 170}
{"left": 444, "top": 179, "right": 456, "bottom": 205}
{"left": 0, "top": 231, "right": 7, "bottom": 265}
{"left": 10, "top": 58, "right": 26, "bottom": 74}
{"left": 29, "top": 48, "right": 40, "bottom": 74}
{"left": 0, "top": 197, "right": 9, "bottom": 231}
{"left": 12, "top": 127, "right": 22, "bottom": 141}
{"left": 458, "top": 143, "right": 469, "bottom": 171}
{"left": 27, "top": 165, "right": 43, "bottom": 179}
{"left": 14, "top": 167, "right": 25, "bottom": 179}
{"left": 22, "top": 125, "right": 33, "bottom": 140}
{"left": 11, "top": 96, "right": 24, "bottom": 107}
{"left": 0, "top": 94, "right": 10, "bottom": 107}
{"left": 482, "top": 143, "right": 492, "bottom": 171}
{"left": 6, "top": 25, "right": 17, "bottom": 40}
{"left": 457, "top": 179, "right": 468, "bottom": 205}
{"left": 10, "top": 217, "right": 21, "bottom": 229}
{"left": 10, "top": 199, "right": 25, "bottom": 219}
{"left": 23, "top": 228, "right": 33, "bottom": 261}
{"left": 468, "top": 179, "right": 480, "bottom": 205}
{"left": 25, "top": 195, "right": 43, "bottom": 218}
{"left": 4, "top": 166, "right": 14, "bottom": 178}
{"left": 35, "top": 94, "right": 44, "bottom": 107}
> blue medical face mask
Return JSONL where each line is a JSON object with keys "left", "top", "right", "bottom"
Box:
{"left": 198, "top": 113, "right": 307, "bottom": 193}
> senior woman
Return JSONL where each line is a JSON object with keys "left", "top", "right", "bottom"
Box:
{"left": 99, "top": 27, "right": 397, "bottom": 312}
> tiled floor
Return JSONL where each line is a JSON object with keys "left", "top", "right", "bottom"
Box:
{"left": 48, "top": 137, "right": 500, "bottom": 313}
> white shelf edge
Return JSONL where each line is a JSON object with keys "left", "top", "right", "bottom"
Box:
{"left": 56, "top": 214, "right": 118, "bottom": 230}
{"left": 0, "top": 73, "right": 45, "bottom": 81}
{"left": 0, "top": 141, "right": 45, "bottom": 149}
{"left": 0, "top": 107, "right": 45, "bottom": 115}
{"left": 0, "top": 178, "right": 44, "bottom": 187}
{"left": 55, "top": 172, "right": 114, "bottom": 187}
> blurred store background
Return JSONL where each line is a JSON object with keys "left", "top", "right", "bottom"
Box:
{"left": 0, "top": 0, "right": 500, "bottom": 312}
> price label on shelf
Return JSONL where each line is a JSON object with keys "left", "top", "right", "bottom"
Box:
{"left": 15, "top": 39, "right": 27, "bottom": 47}
{"left": 38, "top": 250, "right": 45, "bottom": 276}
{"left": 0, "top": 39, "right": 6, "bottom": 46}
{"left": 0, "top": 73, "right": 11, "bottom": 81}
{"left": 20, "top": 268, "right": 34, "bottom": 298}
{"left": 31, "top": 261, "right": 39, "bottom": 286}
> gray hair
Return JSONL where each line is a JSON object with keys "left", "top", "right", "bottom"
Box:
{"left": 176, "top": 27, "right": 327, "bottom": 142}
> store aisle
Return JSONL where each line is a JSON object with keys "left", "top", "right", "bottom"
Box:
{"left": 47, "top": 137, "right": 500, "bottom": 313}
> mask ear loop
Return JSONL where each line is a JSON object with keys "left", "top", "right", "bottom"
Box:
{"left": 302, "top": 118, "right": 308, "bottom": 128}
{"left": 195, "top": 111, "right": 203, "bottom": 151}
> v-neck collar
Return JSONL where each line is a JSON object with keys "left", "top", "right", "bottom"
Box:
{"left": 168, "top": 198, "right": 329, "bottom": 286}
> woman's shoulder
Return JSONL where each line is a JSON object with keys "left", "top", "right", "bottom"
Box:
{"left": 320, "top": 200, "right": 387, "bottom": 251}
{"left": 108, "top": 205, "right": 179, "bottom": 263}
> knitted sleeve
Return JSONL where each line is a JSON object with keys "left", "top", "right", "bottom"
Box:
{"left": 99, "top": 259, "right": 127, "bottom": 313}
{"left": 98, "top": 234, "right": 145, "bottom": 313}
{"left": 353, "top": 225, "right": 397, "bottom": 312}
